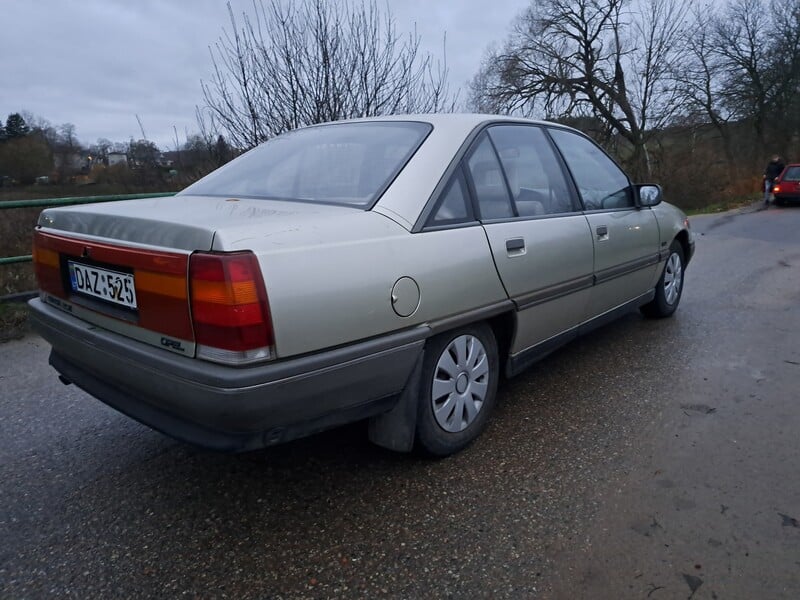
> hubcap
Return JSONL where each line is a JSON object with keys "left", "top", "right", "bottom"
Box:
{"left": 455, "top": 372, "right": 469, "bottom": 394}
{"left": 663, "top": 252, "right": 683, "bottom": 305}
{"left": 431, "top": 334, "right": 489, "bottom": 433}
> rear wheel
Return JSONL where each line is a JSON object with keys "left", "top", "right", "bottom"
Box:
{"left": 641, "top": 240, "right": 685, "bottom": 318}
{"left": 415, "top": 323, "right": 499, "bottom": 456}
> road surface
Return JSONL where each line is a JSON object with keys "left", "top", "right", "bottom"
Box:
{"left": 1, "top": 204, "right": 798, "bottom": 599}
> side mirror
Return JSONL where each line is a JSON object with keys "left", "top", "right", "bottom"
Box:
{"left": 637, "top": 184, "right": 663, "bottom": 207}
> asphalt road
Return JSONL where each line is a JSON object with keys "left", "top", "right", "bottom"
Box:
{"left": 1, "top": 204, "right": 799, "bottom": 599}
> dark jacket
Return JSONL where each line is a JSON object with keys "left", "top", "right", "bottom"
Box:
{"left": 765, "top": 159, "right": 786, "bottom": 180}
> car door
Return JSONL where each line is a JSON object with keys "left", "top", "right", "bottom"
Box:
{"left": 464, "top": 126, "right": 595, "bottom": 357}
{"left": 548, "top": 128, "right": 660, "bottom": 318}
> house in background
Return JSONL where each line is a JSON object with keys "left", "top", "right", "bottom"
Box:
{"left": 107, "top": 152, "right": 127, "bottom": 167}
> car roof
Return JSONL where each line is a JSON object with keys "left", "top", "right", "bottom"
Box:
{"left": 305, "top": 113, "right": 579, "bottom": 139}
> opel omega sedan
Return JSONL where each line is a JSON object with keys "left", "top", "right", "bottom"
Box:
{"left": 30, "top": 115, "right": 694, "bottom": 456}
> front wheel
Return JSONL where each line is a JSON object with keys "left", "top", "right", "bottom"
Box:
{"left": 640, "top": 240, "right": 685, "bottom": 318}
{"left": 415, "top": 323, "right": 499, "bottom": 456}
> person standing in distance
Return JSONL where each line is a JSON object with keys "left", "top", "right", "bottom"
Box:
{"left": 763, "top": 155, "right": 786, "bottom": 207}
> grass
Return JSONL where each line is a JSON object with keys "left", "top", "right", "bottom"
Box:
{"left": 0, "top": 301, "right": 30, "bottom": 342}
{"left": 685, "top": 194, "right": 760, "bottom": 216}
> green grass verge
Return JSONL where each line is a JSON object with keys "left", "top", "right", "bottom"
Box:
{"left": 685, "top": 195, "right": 760, "bottom": 216}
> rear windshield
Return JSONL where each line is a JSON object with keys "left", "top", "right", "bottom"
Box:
{"left": 180, "top": 121, "right": 431, "bottom": 207}
{"left": 782, "top": 166, "right": 800, "bottom": 181}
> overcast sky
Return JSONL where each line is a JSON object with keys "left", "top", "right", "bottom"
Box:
{"left": 1, "top": 0, "right": 528, "bottom": 149}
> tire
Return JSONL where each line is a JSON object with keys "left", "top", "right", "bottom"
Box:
{"left": 415, "top": 323, "right": 499, "bottom": 457}
{"left": 640, "top": 240, "right": 685, "bottom": 318}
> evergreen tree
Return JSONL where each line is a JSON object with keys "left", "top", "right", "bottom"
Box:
{"left": 5, "top": 113, "right": 30, "bottom": 138}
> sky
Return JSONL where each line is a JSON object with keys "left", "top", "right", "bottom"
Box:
{"left": 1, "top": 0, "right": 528, "bottom": 149}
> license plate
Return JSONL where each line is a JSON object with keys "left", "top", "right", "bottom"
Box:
{"left": 68, "top": 261, "right": 138, "bottom": 309}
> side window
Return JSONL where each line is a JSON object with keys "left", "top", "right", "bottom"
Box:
{"left": 428, "top": 168, "right": 473, "bottom": 226}
{"left": 466, "top": 134, "right": 515, "bottom": 219}
{"left": 549, "top": 129, "right": 633, "bottom": 210}
{"left": 488, "top": 125, "right": 576, "bottom": 216}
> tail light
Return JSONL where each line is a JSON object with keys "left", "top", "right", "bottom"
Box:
{"left": 189, "top": 251, "right": 274, "bottom": 365}
{"left": 32, "top": 238, "right": 62, "bottom": 298}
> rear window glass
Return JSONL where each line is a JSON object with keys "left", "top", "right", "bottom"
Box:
{"left": 180, "top": 122, "right": 431, "bottom": 207}
{"left": 782, "top": 166, "right": 800, "bottom": 181}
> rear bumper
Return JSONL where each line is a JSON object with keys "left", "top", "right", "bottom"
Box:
{"left": 29, "top": 298, "right": 427, "bottom": 451}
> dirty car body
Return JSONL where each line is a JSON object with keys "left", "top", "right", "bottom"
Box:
{"left": 29, "top": 115, "right": 694, "bottom": 456}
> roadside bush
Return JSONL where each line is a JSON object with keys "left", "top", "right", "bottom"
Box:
{"left": 0, "top": 134, "right": 52, "bottom": 185}
{"left": 0, "top": 205, "right": 40, "bottom": 296}
{"left": 0, "top": 301, "right": 29, "bottom": 342}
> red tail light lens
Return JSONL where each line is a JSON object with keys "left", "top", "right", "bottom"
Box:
{"left": 32, "top": 235, "right": 63, "bottom": 298}
{"left": 189, "top": 251, "right": 274, "bottom": 365}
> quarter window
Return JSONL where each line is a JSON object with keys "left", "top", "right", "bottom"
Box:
{"left": 549, "top": 129, "right": 633, "bottom": 210}
{"left": 429, "top": 168, "right": 473, "bottom": 225}
{"left": 488, "top": 125, "right": 576, "bottom": 216}
{"left": 466, "top": 134, "right": 515, "bottom": 219}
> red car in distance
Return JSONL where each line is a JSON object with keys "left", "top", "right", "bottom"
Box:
{"left": 772, "top": 164, "right": 800, "bottom": 206}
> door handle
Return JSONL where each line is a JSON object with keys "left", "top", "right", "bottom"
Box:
{"left": 596, "top": 225, "right": 609, "bottom": 239}
{"left": 506, "top": 238, "right": 525, "bottom": 253}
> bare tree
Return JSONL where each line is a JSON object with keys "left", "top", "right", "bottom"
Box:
{"left": 708, "top": 0, "right": 799, "bottom": 159}
{"left": 200, "top": 0, "right": 456, "bottom": 149}
{"left": 711, "top": 0, "right": 774, "bottom": 156}
{"left": 89, "top": 138, "right": 113, "bottom": 166}
{"left": 673, "top": 3, "right": 735, "bottom": 161}
{"left": 760, "top": 0, "right": 800, "bottom": 156}
{"left": 53, "top": 123, "right": 79, "bottom": 182}
{"left": 469, "top": 0, "right": 691, "bottom": 178}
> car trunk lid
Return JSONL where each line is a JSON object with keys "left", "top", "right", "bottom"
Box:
{"left": 37, "top": 194, "right": 360, "bottom": 250}
{"left": 33, "top": 194, "right": 360, "bottom": 359}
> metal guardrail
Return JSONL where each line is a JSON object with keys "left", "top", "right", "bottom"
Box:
{"left": 0, "top": 192, "right": 174, "bottom": 210}
{"left": 0, "top": 192, "right": 175, "bottom": 302}
{"left": 0, "top": 192, "right": 175, "bottom": 265}
{"left": 0, "top": 255, "right": 34, "bottom": 266}
{"left": 1, "top": 290, "right": 38, "bottom": 303}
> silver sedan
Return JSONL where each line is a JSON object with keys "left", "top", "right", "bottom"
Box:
{"left": 29, "top": 115, "right": 694, "bottom": 456}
